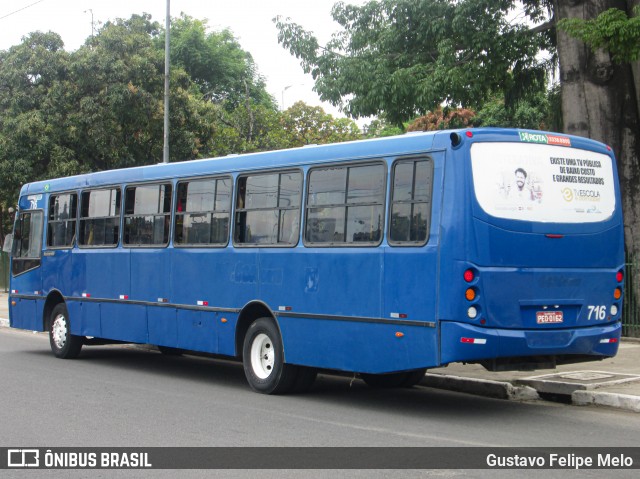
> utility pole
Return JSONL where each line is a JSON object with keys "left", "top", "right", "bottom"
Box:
{"left": 84, "top": 9, "right": 95, "bottom": 40}
{"left": 163, "top": 0, "right": 170, "bottom": 163}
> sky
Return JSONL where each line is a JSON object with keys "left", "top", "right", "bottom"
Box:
{"left": 0, "top": 0, "right": 367, "bottom": 120}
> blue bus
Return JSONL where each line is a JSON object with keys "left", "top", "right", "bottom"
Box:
{"left": 8, "top": 128, "right": 625, "bottom": 394}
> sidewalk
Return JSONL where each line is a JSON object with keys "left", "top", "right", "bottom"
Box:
{"left": 422, "top": 339, "right": 640, "bottom": 412}
{"left": 1, "top": 292, "right": 639, "bottom": 412}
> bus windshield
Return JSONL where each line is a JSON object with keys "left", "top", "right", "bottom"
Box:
{"left": 470, "top": 142, "right": 616, "bottom": 224}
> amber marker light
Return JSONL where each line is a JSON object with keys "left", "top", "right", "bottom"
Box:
{"left": 465, "top": 288, "right": 476, "bottom": 301}
{"left": 614, "top": 288, "right": 622, "bottom": 300}
{"left": 395, "top": 332, "right": 405, "bottom": 338}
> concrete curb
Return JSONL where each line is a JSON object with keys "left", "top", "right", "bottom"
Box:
{"left": 422, "top": 373, "right": 640, "bottom": 413}
{"left": 422, "top": 373, "right": 539, "bottom": 401}
{"left": 572, "top": 390, "right": 640, "bottom": 412}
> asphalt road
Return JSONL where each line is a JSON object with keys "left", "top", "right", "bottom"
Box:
{"left": 1, "top": 327, "right": 639, "bottom": 478}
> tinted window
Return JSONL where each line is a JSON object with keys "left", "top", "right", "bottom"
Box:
{"left": 47, "top": 193, "right": 77, "bottom": 248}
{"left": 235, "top": 171, "right": 301, "bottom": 246}
{"left": 389, "top": 158, "right": 433, "bottom": 245}
{"left": 175, "top": 177, "right": 231, "bottom": 246}
{"left": 124, "top": 184, "right": 172, "bottom": 246}
{"left": 305, "top": 163, "right": 385, "bottom": 245}
{"left": 12, "top": 210, "right": 44, "bottom": 275}
{"left": 79, "top": 188, "right": 121, "bottom": 247}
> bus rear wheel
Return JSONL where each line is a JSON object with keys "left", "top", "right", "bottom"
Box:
{"left": 242, "top": 317, "right": 298, "bottom": 394}
{"left": 49, "top": 303, "right": 83, "bottom": 359}
{"left": 360, "top": 368, "right": 427, "bottom": 389}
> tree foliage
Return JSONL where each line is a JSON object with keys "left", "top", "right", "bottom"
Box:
{"left": 0, "top": 13, "right": 362, "bottom": 224}
{"left": 559, "top": 5, "right": 640, "bottom": 63}
{"left": 275, "top": 0, "right": 553, "bottom": 125}
{"left": 166, "top": 14, "right": 274, "bottom": 109}
{"left": 406, "top": 107, "right": 476, "bottom": 131}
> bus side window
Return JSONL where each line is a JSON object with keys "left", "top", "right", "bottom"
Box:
{"left": 47, "top": 193, "right": 77, "bottom": 248}
{"left": 175, "top": 177, "right": 231, "bottom": 247}
{"left": 79, "top": 188, "right": 121, "bottom": 247}
{"left": 389, "top": 158, "right": 433, "bottom": 245}
{"left": 305, "top": 163, "right": 385, "bottom": 246}
{"left": 234, "top": 171, "right": 301, "bottom": 246}
{"left": 124, "top": 183, "right": 172, "bottom": 247}
{"left": 12, "top": 210, "right": 44, "bottom": 276}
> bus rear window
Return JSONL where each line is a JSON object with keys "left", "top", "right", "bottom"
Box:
{"left": 470, "top": 142, "right": 616, "bottom": 223}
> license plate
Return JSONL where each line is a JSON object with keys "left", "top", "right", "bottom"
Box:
{"left": 536, "top": 311, "right": 563, "bottom": 324}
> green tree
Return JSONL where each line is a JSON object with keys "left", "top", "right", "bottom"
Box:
{"left": 558, "top": 5, "right": 640, "bottom": 63}
{"left": 280, "top": 101, "right": 361, "bottom": 147}
{"left": 164, "top": 14, "right": 275, "bottom": 109}
{"left": 361, "top": 118, "right": 404, "bottom": 138}
{"left": 275, "top": 0, "right": 551, "bottom": 126}
{"left": 0, "top": 31, "right": 72, "bottom": 209}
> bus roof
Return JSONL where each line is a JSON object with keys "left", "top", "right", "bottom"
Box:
{"left": 19, "top": 128, "right": 611, "bottom": 196}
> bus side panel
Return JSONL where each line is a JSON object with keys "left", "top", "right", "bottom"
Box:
{"left": 176, "top": 309, "right": 217, "bottom": 353}
{"left": 9, "top": 298, "right": 40, "bottom": 331}
{"left": 9, "top": 268, "right": 43, "bottom": 332}
{"left": 130, "top": 249, "right": 170, "bottom": 305}
{"left": 272, "top": 249, "right": 383, "bottom": 318}
{"left": 100, "top": 303, "right": 147, "bottom": 343}
{"left": 217, "top": 313, "right": 237, "bottom": 356}
{"left": 42, "top": 249, "right": 73, "bottom": 299}
{"left": 278, "top": 316, "right": 439, "bottom": 373}
{"left": 148, "top": 307, "right": 178, "bottom": 347}
{"left": 72, "top": 249, "right": 130, "bottom": 302}
{"left": 77, "top": 301, "right": 101, "bottom": 336}
{"left": 170, "top": 248, "right": 241, "bottom": 314}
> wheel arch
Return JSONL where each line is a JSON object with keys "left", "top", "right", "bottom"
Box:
{"left": 43, "top": 290, "right": 66, "bottom": 330}
{"left": 235, "top": 300, "right": 280, "bottom": 359}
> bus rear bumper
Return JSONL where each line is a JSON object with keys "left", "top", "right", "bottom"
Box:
{"left": 440, "top": 321, "right": 621, "bottom": 369}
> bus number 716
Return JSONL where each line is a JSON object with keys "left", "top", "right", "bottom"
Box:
{"left": 587, "top": 305, "right": 607, "bottom": 321}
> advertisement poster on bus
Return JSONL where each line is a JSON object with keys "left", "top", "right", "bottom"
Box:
{"left": 470, "top": 139, "right": 615, "bottom": 223}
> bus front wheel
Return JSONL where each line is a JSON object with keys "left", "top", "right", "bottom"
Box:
{"left": 242, "top": 317, "right": 298, "bottom": 394}
{"left": 49, "top": 303, "right": 83, "bottom": 359}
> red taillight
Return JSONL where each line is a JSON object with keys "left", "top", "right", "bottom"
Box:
{"left": 616, "top": 271, "right": 624, "bottom": 282}
{"left": 464, "top": 269, "right": 474, "bottom": 282}
{"left": 465, "top": 131, "right": 473, "bottom": 138}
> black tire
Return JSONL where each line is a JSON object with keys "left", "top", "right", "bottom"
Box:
{"left": 361, "top": 368, "right": 427, "bottom": 389}
{"left": 49, "top": 303, "right": 83, "bottom": 359}
{"left": 242, "top": 317, "right": 298, "bottom": 394}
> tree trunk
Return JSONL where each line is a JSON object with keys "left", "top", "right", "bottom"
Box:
{"left": 631, "top": 0, "right": 640, "bottom": 127}
{"left": 554, "top": 0, "right": 640, "bottom": 334}
{"left": 554, "top": 0, "right": 640, "bottom": 330}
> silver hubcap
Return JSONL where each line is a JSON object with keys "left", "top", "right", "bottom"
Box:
{"left": 250, "top": 333, "right": 274, "bottom": 379}
{"left": 52, "top": 314, "right": 68, "bottom": 349}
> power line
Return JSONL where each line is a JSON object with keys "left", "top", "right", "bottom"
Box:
{"left": 0, "top": 0, "right": 47, "bottom": 21}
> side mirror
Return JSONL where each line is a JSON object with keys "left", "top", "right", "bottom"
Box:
{"left": 3, "top": 234, "right": 13, "bottom": 254}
